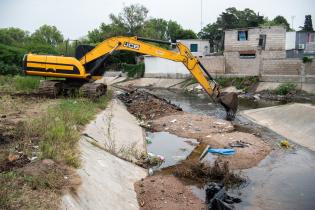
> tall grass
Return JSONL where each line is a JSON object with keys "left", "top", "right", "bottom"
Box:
{"left": 0, "top": 75, "right": 42, "bottom": 93}
{"left": 23, "top": 94, "right": 111, "bottom": 167}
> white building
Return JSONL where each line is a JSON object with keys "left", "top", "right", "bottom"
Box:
{"left": 176, "top": 39, "right": 210, "bottom": 57}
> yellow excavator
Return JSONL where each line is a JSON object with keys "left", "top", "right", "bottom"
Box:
{"left": 22, "top": 36, "right": 238, "bottom": 119}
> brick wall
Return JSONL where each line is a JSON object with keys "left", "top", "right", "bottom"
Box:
{"left": 224, "top": 52, "right": 260, "bottom": 75}
{"left": 224, "top": 26, "right": 285, "bottom": 52}
{"left": 199, "top": 56, "right": 225, "bottom": 74}
{"left": 262, "top": 59, "right": 301, "bottom": 75}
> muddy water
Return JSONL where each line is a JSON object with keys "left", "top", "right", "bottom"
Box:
{"left": 146, "top": 131, "right": 198, "bottom": 170}
{"left": 146, "top": 89, "right": 315, "bottom": 210}
{"left": 148, "top": 89, "right": 284, "bottom": 119}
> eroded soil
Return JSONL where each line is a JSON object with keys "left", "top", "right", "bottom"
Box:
{"left": 119, "top": 90, "right": 272, "bottom": 209}
{"left": 135, "top": 175, "right": 206, "bottom": 210}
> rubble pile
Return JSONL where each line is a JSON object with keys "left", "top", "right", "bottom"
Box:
{"left": 118, "top": 90, "right": 182, "bottom": 120}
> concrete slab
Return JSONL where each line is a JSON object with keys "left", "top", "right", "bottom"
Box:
{"left": 61, "top": 98, "right": 147, "bottom": 210}
{"left": 82, "top": 99, "right": 146, "bottom": 162}
{"left": 61, "top": 139, "right": 147, "bottom": 210}
{"left": 256, "top": 82, "right": 315, "bottom": 94}
{"left": 118, "top": 78, "right": 186, "bottom": 89}
{"left": 242, "top": 103, "right": 315, "bottom": 151}
{"left": 96, "top": 76, "right": 127, "bottom": 86}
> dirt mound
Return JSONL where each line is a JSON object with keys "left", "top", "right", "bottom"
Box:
{"left": 135, "top": 175, "right": 206, "bottom": 210}
{"left": 118, "top": 90, "right": 182, "bottom": 120}
{"left": 174, "top": 160, "right": 245, "bottom": 187}
{"left": 149, "top": 113, "right": 234, "bottom": 140}
{"left": 0, "top": 154, "right": 30, "bottom": 172}
{"left": 202, "top": 132, "right": 271, "bottom": 169}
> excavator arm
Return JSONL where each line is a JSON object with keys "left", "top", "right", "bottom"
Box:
{"left": 23, "top": 36, "right": 238, "bottom": 119}
{"left": 80, "top": 36, "right": 220, "bottom": 98}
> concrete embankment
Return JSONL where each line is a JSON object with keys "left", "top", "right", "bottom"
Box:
{"left": 61, "top": 98, "right": 147, "bottom": 210}
{"left": 242, "top": 103, "right": 315, "bottom": 151}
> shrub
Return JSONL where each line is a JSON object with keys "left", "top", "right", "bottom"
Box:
{"left": 275, "top": 82, "right": 297, "bottom": 95}
{"left": 302, "top": 56, "right": 313, "bottom": 63}
{"left": 122, "top": 63, "right": 145, "bottom": 77}
{"left": 215, "top": 76, "right": 259, "bottom": 91}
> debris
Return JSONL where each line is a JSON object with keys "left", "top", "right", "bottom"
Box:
{"left": 146, "top": 137, "right": 152, "bottom": 144}
{"left": 170, "top": 119, "right": 177, "bottom": 123}
{"left": 206, "top": 182, "right": 241, "bottom": 210}
{"left": 208, "top": 148, "right": 236, "bottom": 156}
{"left": 174, "top": 160, "right": 245, "bottom": 186}
{"left": 229, "top": 140, "right": 251, "bottom": 148}
{"left": 118, "top": 90, "right": 182, "bottom": 121}
{"left": 280, "top": 140, "right": 291, "bottom": 149}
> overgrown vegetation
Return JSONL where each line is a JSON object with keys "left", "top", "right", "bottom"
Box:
{"left": 174, "top": 160, "right": 245, "bottom": 187}
{"left": 275, "top": 82, "right": 297, "bottom": 95}
{"left": 122, "top": 63, "right": 145, "bottom": 78}
{"left": 22, "top": 95, "right": 111, "bottom": 168}
{"left": 302, "top": 56, "right": 313, "bottom": 63}
{"left": 0, "top": 75, "right": 42, "bottom": 93}
{"left": 0, "top": 162, "right": 75, "bottom": 209}
{"left": 215, "top": 76, "right": 259, "bottom": 92}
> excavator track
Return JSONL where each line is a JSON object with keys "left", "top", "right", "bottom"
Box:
{"left": 38, "top": 80, "right": 62, "bottom": 97}
{"left": 79, "top": 83, "right": 107, "bottom": 98}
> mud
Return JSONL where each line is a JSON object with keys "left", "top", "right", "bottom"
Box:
{"left": 0, "top": 154, "right": 30, "bottom": 172}
{"left": 149, "top": 113, "right": 271, "bottom": 169}
{"left": 174, "top": 160, "right": 245, "bottom": 187}
{"left": 135, "top": 175, "right": 206, "bottom": 210}
{"left": 118, "top": 90, "right": 182, "bottom": 120}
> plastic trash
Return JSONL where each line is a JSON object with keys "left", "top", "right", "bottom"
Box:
{"left": 206, "top": 182, "right": 241, "bottom": 210}
{"left": 207, "top": 148, "right": 236, "bottom": 156}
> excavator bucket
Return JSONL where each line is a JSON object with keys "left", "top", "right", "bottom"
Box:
{"left": 218, "top": 92, "right": 238, "bottom": 121}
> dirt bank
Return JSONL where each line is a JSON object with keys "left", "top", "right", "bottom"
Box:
{"left": 149, "top": 113, "right": 271, "bottom": 169}
{"left": 135, "top": 175, "right": 206, "bottom": 210}
{"left": 117, "top": 90, "right": 182, "bottom": 121}
{"left": 118, "top": 89, "right": 272, "bottom": 208}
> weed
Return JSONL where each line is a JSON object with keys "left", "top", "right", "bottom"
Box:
{"left": 215, "top": 76, "right": 259, "bottom": 92}
{"left": 174, "top": 160, "right": 245, "bottom": 187}
{"left": 0, "top": 75, "right": 42, "bottom": 93}
{"left": 302, "top": 56, "right": 313, "bottom": 63}
{"left": 275, "top": 82, "right": 297, "bottom": 95}
{"left": 22, "top": 94, "right": 112, "bottom": 168}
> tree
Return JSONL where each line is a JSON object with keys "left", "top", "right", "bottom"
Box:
{"left": 216, "top": 7, "right": 264, "bottom": 30}
{"left": 300, "top": 15, "right": 314, "bottom": 32}
{"left": 166, "top": 20, "right": 197, "bottom": 42}
{"left": 198, "top": 23, "right": 222, "bottom": 50}
{"left": 109, "top": 4, "right": 148, "bottom": 35}
{"left": 142, "top": 18, "right": 168, "bottom": 40}
{"left": 31, "top": 25, "right": 64, "bottom": 46}
{"left": 0, "top": 27, "right": 29, "bottom": 46}
{"left": 262, "top": 16, "right": 292, "bottom": 31}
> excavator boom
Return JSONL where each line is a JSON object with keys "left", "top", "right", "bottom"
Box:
{"left": 23, "top": 36, "right": 238, "bottom": 119}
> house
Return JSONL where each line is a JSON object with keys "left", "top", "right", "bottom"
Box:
{"left": 224, "top": 26, "right": 286, "bottom": 75}
{"left": 286, "top": 31, "right": 315, "bottom": 58}
{"left": 176, "top": 39, "right": 210, "bottom": 57}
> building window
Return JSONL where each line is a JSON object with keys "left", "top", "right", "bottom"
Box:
{"left": 258, "top": 34, "right": 266, "bottom": 50}
{"left": 238, "top": 31, "right": 248, "bottom": 41}
{"left": 190, "top": 44, "right": 198, "bottom": 52}
{"left": 239, "top": 50, "right": 256, "bottom": 59}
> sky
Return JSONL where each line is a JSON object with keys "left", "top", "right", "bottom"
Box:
{"left": 0, "top": 0, "right": 314, "bottom": 39}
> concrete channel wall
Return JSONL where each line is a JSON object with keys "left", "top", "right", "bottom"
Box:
{"left": 61, "top": 99, "right": 147, "bottom": 210}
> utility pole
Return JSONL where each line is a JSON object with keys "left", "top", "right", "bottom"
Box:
{"left": 291, "top": 16, "right": 295, "bottom": 30}
{"left": 200, "top": 0, "right": 203, "bottom": 31}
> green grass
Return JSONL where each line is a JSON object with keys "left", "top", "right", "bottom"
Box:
{"left": 0, "top": 75, "right": 42, "bottom": 93}
{"left": 275, "top": 82, "right": 297, "bottom": 95}
{"left": 23, "top": 94, "right": 112, "bottom": 168}
{"left": 215, "top": 76, "right": 259, "bottom": 92}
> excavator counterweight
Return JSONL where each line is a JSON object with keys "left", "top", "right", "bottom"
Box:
{"left": 22, "top": 36, "right": 238, "bottom": 120}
